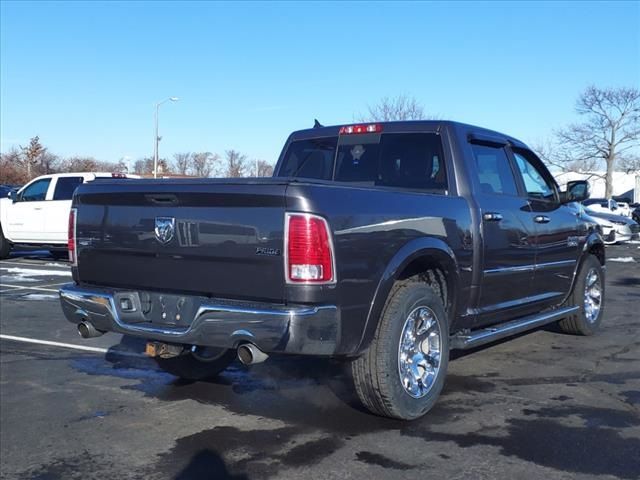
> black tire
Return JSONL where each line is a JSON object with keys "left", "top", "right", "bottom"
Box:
{"left": 154, "top": 348, "right": 235, "bottom": 381}
{"left": 351, "top": 278, "right": 449, "bottom": 420}
{"left": 50, "top": 250, "right": 69, "bottom": 261}
{"left": 559, "top": 254, "right": 605, "bottom": 335}
{"left": 0, "top": 224, "right": 11, "bottom": 259}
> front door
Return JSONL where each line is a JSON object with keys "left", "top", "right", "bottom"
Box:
{"left": 6, "top": 177, "right": 52, "bottom": 242}
{"left": 511, "top": 149, "right": 580, "bottom": 307}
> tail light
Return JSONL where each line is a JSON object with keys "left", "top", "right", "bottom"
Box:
{"left": 68, "top": 208, "right": 77, "bottom": 266}
{"left": 339, "top": 124, "right": 382, "bottom": 135}
{"left": 285, "top": 213, "right": 335, "bottom": 284}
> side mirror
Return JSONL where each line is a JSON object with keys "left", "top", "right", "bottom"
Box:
{"left": 8, "top": 191, "right": 17, "bottom": 202}
{"left": 563, "top": 180, "right": 590, "bottom": 203}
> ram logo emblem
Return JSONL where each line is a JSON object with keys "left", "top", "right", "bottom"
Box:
{"left": 155, "top": 217, "right": 176, "bottom": 245}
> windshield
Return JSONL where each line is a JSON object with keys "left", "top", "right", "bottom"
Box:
{"left": 277, "top": 132, "right": 447, "bottom": 192}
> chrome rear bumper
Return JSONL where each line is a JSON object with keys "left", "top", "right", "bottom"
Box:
{"left": 59, "top": 283, "right": 340, "bottom": 355}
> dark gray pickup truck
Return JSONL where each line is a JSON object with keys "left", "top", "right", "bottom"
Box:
{"left": 59, "top": 120, "right": 605, "bottom": 420}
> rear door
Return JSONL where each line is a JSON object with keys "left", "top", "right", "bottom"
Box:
{"left": 45, "top": 175, "right": 85, "bottom": 243}
{"left": 510, "top": 149, "right": 579, "bottom": 304}
{"left": 469, "top": 141, "right": 537, "bottom": 325}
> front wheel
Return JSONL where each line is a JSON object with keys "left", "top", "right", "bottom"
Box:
{"left": 559, "top": 254, "right": 605, "bottom": 335}
{"left": 154, "top": 347, "right": 235, "bottom": 381}
{"left": 0, "top": 225, "right": 12, "bottom": 259}
{"left": 351, "top": 279, "right": 449, "bottom": 420}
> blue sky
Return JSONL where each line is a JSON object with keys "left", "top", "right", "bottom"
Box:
{"left": 1, "top": 1, "right": 638, "bottom": 168}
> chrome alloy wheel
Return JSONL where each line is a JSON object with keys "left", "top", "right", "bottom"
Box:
{"left": 583, "top": 268, "right": 602, "bottom": 323}
{"left": 398, "top": 306, "right": 442, "bottom": 398}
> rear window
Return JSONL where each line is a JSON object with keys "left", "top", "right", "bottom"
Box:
{"left": 278, "top": 132, "right": 447, "bottom": 192}
{"left": 53, "top": 176, "right": 84, "bottom": 200}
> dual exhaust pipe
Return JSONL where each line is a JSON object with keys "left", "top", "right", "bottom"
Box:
{"left": 77, "top": 320, "right": 104, "bottom": 339}
{"left": 237, "top": 343, "right": 268, "bottom": 365}
{"left": 77, "top": 320, "right": 268, "bottom": 365}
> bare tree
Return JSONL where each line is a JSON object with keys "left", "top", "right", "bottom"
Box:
{"left": 360, "top": 95, "right": 435, "bottom": 122}
{"left": 133, "top": 157, "right": 157, "bottom": 175}
{"left": 223, "top": 150, "right": 247, "bottom": 178}
{"left": 550, "top": 86, "right": 640, "bottom": 197}
{"left": 250, "top": 159, "right": 274, "bottom": 177}
{"left": 173, "top": 152, "right": 192, "bottom": 175}
{"left": 191, "top": 152, "right": 218, "bottom": 178}
{"left": 20, "top": 136, "right": 45, "bottom": 179}
{"left": 0, "top": 147, "right": 27, "bottom": 184}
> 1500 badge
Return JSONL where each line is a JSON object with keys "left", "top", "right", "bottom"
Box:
{"left": 255, "top": 247, "right": 281, "bottom": 256}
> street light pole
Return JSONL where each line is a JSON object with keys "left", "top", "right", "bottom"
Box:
{"left": 153, "top": 96, "right": 179, "bottom": 178}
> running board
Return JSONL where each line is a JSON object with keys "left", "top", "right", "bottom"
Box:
{"left": 450, "top": 306, "right": 579, "bottom": 350}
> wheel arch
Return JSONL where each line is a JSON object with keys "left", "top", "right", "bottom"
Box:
{"left": 354, "top": 237, "right": 460, "bottom": 355}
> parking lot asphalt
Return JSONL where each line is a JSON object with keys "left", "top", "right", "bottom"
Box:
{"left": 1, "top": 244, "right": 639, "bottom": 480}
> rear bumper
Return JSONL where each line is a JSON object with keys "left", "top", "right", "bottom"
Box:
{"left": 59, "top": 283, "right": 340, "bottom": 356}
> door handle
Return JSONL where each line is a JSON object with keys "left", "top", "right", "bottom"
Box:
{"left": 33, "top": 207, "right": 43, "bottom": 211}
{"left": 534, "top": 215, "right": 550, "bottom": 224}
{"left": 483, "top": 212, "right": 503, "bottom": 222}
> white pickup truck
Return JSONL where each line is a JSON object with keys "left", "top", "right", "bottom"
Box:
{"left": 0, "top": 172, "right": 133, "bottom": 259}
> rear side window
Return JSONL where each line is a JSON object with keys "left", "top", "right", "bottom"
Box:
{"left": 53, "top": 176, "right": 84, "bottom": 200}
{"left": 20, "top": 178, "right": 51, "bottom": 202}
{"left": 470, "top": 144, "right": 518, "bottom": 196}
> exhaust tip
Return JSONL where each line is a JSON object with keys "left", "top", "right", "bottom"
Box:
{"left": 237, "top": 343, "right": 268, "bottom": 365}
{"left": 77, "top": 320, "right": 103, "bottom": 339}
{"left": 237, "top": 344, "right": 254, "bottom": 365}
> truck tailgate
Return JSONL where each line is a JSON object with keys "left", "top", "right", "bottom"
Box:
{"left": 73, "top": 179, "right": 287, "bottom": 302}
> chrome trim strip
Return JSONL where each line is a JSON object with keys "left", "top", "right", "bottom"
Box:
{"left": 484, "top": 259, "right": 576, "bottom": 276}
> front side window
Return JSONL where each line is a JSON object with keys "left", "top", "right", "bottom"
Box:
{"left": 20, "top": 178, "right": 51, "bottom": 202}
{"left": 53, "top": 176, "right": 84, "bottom": 200}
{"left": 513, "top": 151, "right": 556, "bottom": 201}
{"left": 470, "top": 144, "right": 518, "bottom": 195}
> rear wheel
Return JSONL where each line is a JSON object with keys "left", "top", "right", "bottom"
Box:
{"left": 154, "top": 347, "right": 235, "bottom": 381}
{"left": 351, "top": 278, "right": 449, "bottom": 420}
{"left": 0, "top": 225, "right": 12, "bottom": 259}
{"left": 50, "top": 250, "right": 69, "bottom": 261}
{"left": 559, "top": 254, "right": 605, "bottom": 335}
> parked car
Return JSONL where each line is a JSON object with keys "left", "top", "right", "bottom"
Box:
{"left": 583, "top": 198, "right": 623, "bottom": 216}
{"left": 0, "top": 172, "right": 134, "bottom": 259}
{"left": 585, "top": 210, "right": 639, "bottom": 243}
{"left": 59, "top": 120, "right": 605, "bottom": 420}
{"left": 567, "top": 203, "right": 617, "bottom": 245}
{"left": 0, "top": 184, "right": 20, "bottom": 198}
{"left": 615, "top": 201, "right": 632, "bottom": 218}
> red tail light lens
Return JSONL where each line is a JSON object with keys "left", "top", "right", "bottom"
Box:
{"left": 286, "top": 213, "right": 334, "bottom": 283}
{"left": 339, "top": 124, "right": 382, "bottom": 135}
{"left": 68, "top": 208, "right": 77, "bottom": 265}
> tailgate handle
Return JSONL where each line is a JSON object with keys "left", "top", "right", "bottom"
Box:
{"left": 145, "top": 194, "right": 178, "bottom": 205}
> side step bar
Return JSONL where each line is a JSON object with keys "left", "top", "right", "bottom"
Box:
{"left": 450, "top": 305, "right": 579, "bottom": 350}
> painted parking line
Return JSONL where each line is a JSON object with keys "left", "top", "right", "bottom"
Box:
{"left": 0, "top": 284, "right": 63, "bottom": 293}
{"left": 0, "top": 334, "right": 109, "bottom": 353}
{"left": 0, "top": 334, "right": 145, "bottom": 358}
{"left": 0, "top": 260, "right": 70, "bottom": 268}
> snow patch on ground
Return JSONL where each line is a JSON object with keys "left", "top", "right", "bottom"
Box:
{"left": 22, "top": 294, "right": 58, "bottom": 300}
{"left": 0, "top": 267, "right": 71, "bottom": 283}
{"left": 44, "top": 263, "right": 68, "bottom": 268}
{"left": 1, "top": 267, "right": 71, "bottom": 277}
{"left": 608, "top": 257, "right": 636, "bottom": 263}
